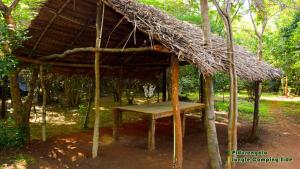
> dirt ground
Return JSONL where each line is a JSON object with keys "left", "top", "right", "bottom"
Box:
{"left": 1, "top": 100, "right": 299, "bottom": 169}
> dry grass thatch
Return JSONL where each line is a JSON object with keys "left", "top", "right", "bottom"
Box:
{"left": 16, "top": 0, "right": 282, "bottom": 81}
{"left": 103, "top": 0, "right": 282, "bottom": 81}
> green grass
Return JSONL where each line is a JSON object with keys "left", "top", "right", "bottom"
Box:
{"left": 214, "top": 100, "right": 274, "bottom": 122}
{"left": 186, "top": 91, "right": 276, "bottom": 122}
{"left": 280, "top": 101, "right": 300, "bottom": 124}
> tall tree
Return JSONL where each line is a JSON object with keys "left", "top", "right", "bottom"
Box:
{"left": 0, "top": 0, "right": 38, "bottom": 142}
{"left": 211, "top": 0, "right": 238, "bottom": 168}
{"left": 247, "top": 0, "right": 287, "bottom": 141}
{"left": 199, "top": 0, "right": 222, "bottom": 168}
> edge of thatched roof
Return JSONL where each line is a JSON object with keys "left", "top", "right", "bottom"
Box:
{"left": 102, "top": 0, "right": 282, "bottom": 81}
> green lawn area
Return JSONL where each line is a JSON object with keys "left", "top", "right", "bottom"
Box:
{"left": 186, "top": 91, "right": 275, "bottom": 122}
{"left": 280, "top": 101, "right": 300, "bottom": 124}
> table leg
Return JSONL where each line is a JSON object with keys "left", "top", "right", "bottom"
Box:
{"left": 113, "top": 109, "right": 120, "bottom": 141}
{"left": 148, "top": 117, "right": 156, "bottom": 151}
{"left": 182, "top": 114, "right": 186, "bottom": 138}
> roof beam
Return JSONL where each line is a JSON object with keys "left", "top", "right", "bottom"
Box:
{"left": 44, "top": 6, "right": 96, "bottom": 29}
{"left": 17, "top": 56, "right": 169, "bottom": 68}
{"left": 39, "top": 45, "right": 170, "bottom": 60}
{"left": 31, "top": 0, "right": 72, "bottom": 52}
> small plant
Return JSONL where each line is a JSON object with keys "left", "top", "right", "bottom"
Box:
{"left": 0, "top": 119, "right": 26, "bottom": 149}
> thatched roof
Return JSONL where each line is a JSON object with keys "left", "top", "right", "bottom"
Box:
{"left": 16, "top": 0, "right": 282, "bottom": 81}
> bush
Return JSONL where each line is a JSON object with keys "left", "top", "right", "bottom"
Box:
{"left": 0, "top": 119, "right": 26, "bottom": 149}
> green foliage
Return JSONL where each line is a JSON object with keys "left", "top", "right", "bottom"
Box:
{"left": 179, "top": 65, "right": 199, "bottom": 94}
{"left": 0, "top": 54, "right": 19, "bottom": 76}
{"left": 213, "top": 72, "right": 229, "bottom": 92}
{"left": 0, "top": 119, "right": 27, "bottom": 149}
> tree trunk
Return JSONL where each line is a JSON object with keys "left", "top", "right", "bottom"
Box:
{"left": 1, "top": 0, "right": 38, "bottom": 143}
{"left": 211, "top": 1, "right": 238, "bottom": 168}
{"left": 199, "top": 72, "right": 205, "bottom": 126}
{"left": 0, "top": 76, "right": 8, "bottom": 119}
{"left": 84, "top": 82, "right": 94, "bottom": 129}
{"left": 92, "top": 1, "right": 104, "bottom": 158}
{"left": 200, "top": 0, "right": 222, "bottom": 168}
{"left": 162, "top": 68, "right": 167, "bottom": 102}
{"left": 249, "top": 81, "right": 261, "bottom": 141}
{"left": 204, "top": 76, "right": 223, "bottom": 169}
{"left": 171, "top": 55, "right": 183, "bottom": 169}
{"left": 40, "top": 65, "right": 47, "bottom": 142}
{"left": 10, "top": 68, "right": 38, "bottom": 142}
{"left": 167, "top": 68, "right": 172, "bottom": 101}
{"left": 284, "top": 76, "right": 288, "bottom": 97}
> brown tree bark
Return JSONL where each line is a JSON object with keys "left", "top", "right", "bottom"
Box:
{"left": 211, "top": 1, "right": 238, "bottom": 168}
{"left": 204, "top": 76, "right": 223, "bottom": 169}
{"left": 1, "top": 0, "right": 38, "bottom": 142}
{"left": 249, "top": 81, "right": 261, "bottom": 141}
{"left": 171, "top": 55, "right": 183, "bottom": 169}
{"left": 0, "top": 76, "right": 8, "bottom": 119}
{"left": 40, "top": 65, "right": 47, "bottom": 142}
{"left": 200, "top": 0, "right": 222, "bottom": 168}
{"left": 284, "top": 76, "right": 288, "bottom": 97}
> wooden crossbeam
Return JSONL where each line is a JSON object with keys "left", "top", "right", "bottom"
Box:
{"left": 31, "top": 0, "right": 72, "bottom": 52}
{"left": 17, "top": 56, "right": 170, "bottom": 68}
{"left": 39, "top": 45, "right": 170, "bottom": 60}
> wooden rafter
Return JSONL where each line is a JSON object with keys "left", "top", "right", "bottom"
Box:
{"left": 44, "top": 6, "right": 96, "bottom": 29}
{"left": 68, "top": 19, "right": 92, "bottom": 48}
{"left": 31, "top": 0, "right": 72, "bottom": 52}
{"left": 17, "top": 56, "right": 169, "bottom": 68}
{"left": 39, "top": 45, "right": 170, "bottom": 60}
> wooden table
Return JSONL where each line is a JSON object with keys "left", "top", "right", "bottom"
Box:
{"left": 112, "top": 101, "right": 205, "bottom": 151}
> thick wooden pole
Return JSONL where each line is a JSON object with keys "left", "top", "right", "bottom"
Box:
{"left": 200, "top": 0, "right": 222, "bottom": 168}
{"left": 171, "top": 55, "right": 183, "bottom": 169}
{"left": 204, "top": 76, "right": 222, "bottom": 169}
{"left": 92, "top": 1, "right": 104, "bottom": 158}
{"left": 162, "top": 68, "right": 167, "bottom": 102}
{"left": 199, "top": 72, "right": 205, "bottom": 124}
{"left": 40, "top": 65, "right": 47, "bottom": 142}
{"left": 250, "top": 81, "right": 261, "bottom": 141}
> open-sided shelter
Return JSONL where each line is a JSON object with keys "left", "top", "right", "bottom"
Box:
{"left": 14, "top": 0, "right": 282, "bottom": 167}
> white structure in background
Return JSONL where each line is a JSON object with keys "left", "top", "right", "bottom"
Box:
{"left": 143, "top": 83, "right": 156, "bottom": 102}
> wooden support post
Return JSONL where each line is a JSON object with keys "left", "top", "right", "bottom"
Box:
{"left": 162, "top": 68, "right": 167, "bottom": 102}
{"left": 182, "top": 114, "right": 186, "bottom": 138}
{"left": 118, "top": 68, "right": 123, "bottom": 124}
{"left": 171, "top": 55, "right": 183, "bottom": 169}
{"left": 157, "top": 84, "right": 160, "bottom": 103}
{"left": 199, "top": 72, "right": 205, "bottom": 126}
{"left": 92, "top": 1, "right": 104, "bottom": 158}
{"left": 148, "top": 116, "right": 156, "bottom": 151}
{"left": 250, "top": 81, "right": 261, "bottom": 141}
{"left": 40, "top": 65, "right": 47, "bottom": 142}
{"left": 204, "top": 76, "right": 222, "bottom": 169}
{"left": 113, "top": 108, "right": 120, "bottom": 141}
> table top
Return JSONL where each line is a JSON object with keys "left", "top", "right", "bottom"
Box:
{"left": 113, "top": 101, "right": 205, "bottom": 115}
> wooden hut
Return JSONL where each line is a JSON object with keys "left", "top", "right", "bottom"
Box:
{"left": 14, "top": 0, "right": 281, "bottom": 168}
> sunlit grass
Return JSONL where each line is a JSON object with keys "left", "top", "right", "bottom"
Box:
{"left": 0, "top": 153, "right": 35, "bottom": 169}
{"left": 280, "top": 101, "right": 300, "bottom": 124}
